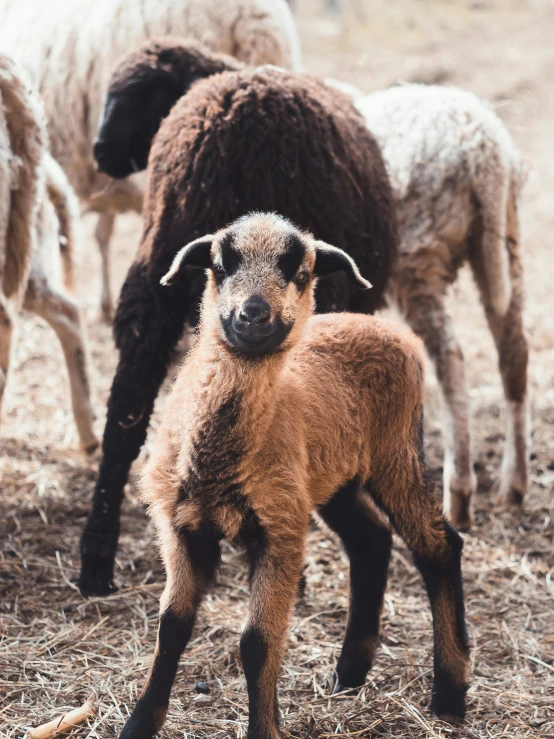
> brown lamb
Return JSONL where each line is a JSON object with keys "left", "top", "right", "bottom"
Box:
{"left": 118, "top": 213, "right": 469, "bottom": 739}
{"left": 79, "top": 49, "right": 399, "bottom": 597}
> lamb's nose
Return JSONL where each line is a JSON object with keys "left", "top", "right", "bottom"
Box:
{"left": 238, "top": 297, "right": 271, "bottom": 325}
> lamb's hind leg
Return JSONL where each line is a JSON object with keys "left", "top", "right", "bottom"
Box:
{"left": 120, "top": 521, "right": 221, "bottom": 739}
{"left": 368, "top": 439, "right": 469, "bottom": 720}
{"left": 318, "top": 478, "right": 392, "bottom": 692}
{"left": 24, "top": 279, "right": 97, "bottom": 452}
{"left": 404, "top": 289, "right": 476, "bottom": 531}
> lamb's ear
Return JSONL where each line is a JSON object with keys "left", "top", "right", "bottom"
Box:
{"left": 161, "top": 235, "right": 214, "bottom": 285}
{"left": 313, "top": 241, "right": 372, "bottom": 289}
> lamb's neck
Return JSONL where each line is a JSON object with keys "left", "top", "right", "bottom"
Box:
{"left": 193, "top": 332, "right": 290, "bottom": 430}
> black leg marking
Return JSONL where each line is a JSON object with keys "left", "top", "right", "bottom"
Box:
{"left": 319, "top": 479, "right": 392, "bottom": 691}
{"left": 121, "top": 610, "right": 195, "bottom": 739}
{"left": 121, "top": 522, "right": 221, "bottom": 739}
{"left": 413, "top": 523, "right": 469, "bottom": 720}
{"left": 180, "top": 520, "right": 222, "bottom": 585}
{"left": 241, "top": 626, "right": 268, "bottom": 705}
{"left": 366, "top": 463, "right": 468, "bottom": 720}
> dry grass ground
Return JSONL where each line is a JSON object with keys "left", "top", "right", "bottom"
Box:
{"left": 1, "top": 1, "right": 553, "bottom": 737}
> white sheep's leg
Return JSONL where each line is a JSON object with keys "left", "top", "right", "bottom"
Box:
{"left": 0, "top": 295, "right": 14, "bottom": 418}
{"left": 469, "top": 190, "right": 529, "bottom": 505}
{"left": 96, "top": 212, "right": 115, "bottom": 322}
{"left": 404, "top": 291, "right": 476, "bottom": 531}
{"left": 24, "top": 280, "right": 97, "bottom": 452}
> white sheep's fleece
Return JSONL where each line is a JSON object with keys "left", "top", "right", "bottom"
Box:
{"left": 355, "top": 84, "right": 523, "bottom": 318}
{"left": 0, "top": 0, "right": 301, "bottom": 207}
{"left": 0, "top": 54, "right": 46, "bottom": 301}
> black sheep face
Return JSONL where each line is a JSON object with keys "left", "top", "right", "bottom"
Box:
{"left": 94, "top": 70, "right": 179, "bottom": 179}
{"left": 161, "top": 213, "right": 372, "bottom": 356}
{"left": 93, "top": 40, "right": 237, "bottom": 179}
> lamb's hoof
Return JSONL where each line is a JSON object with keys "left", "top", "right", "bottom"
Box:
{"left": 120, "top": 702, "right": 165, "bottom": 739}
{"left": 77, "top": 553, "right": 118, "bottom": 597}
{"left": 120, "top": 714, "right": 155, "bottom": 739}
{"left": 431, "top": 685, "right": 466, "bottom": 723}
{"left": 332, "top": 683, "right": 360, "bottom": 696}
{"left": 332, "top": 678, "right": 361, "bottom": 696}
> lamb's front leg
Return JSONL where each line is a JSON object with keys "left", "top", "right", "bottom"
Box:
{"left": 241, "top": 515, "right": 308, "bottom": 739}
{"left": 121, "top": 521, "right": 221, "bottom": 739}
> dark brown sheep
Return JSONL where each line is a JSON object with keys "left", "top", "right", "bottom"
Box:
{"left": 117, "top": 213, "right": 468, "bottom": 739}
{"left": 78, "top": 45, "right": 398, "bottom": 597}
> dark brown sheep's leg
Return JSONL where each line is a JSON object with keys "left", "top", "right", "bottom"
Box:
{"left": 120, "top": 522, "right": 221, "bottom": 739}
{"left": 318, "top": 479, "right": 392, "bottom": 692}
{"left": 78, "top": 264, "right": 193, "bottom": 596}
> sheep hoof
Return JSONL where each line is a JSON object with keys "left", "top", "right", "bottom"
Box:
{"left": 446, "top": 492, "right": 474, "bottom": 532}
{"left": 82, "top": 438, "right": 100, "bottom": 455}
{"left": 120, "top": 714, "right": 155, "bottom": 739}
{"left": 430, "top": 684, "right": 466, "bottom": 722}
{"left": 331, "top": 681, "right": 359, "bottom": 696}
{"left": 77, "top": 569, "right": 118, "bottom": 598}
{"left": 77, "top": 553, "right": 118, "bottom": 597}
{"left": 497, "top": 485, "right": 525, "bottom": 507}
{"left": 100, "top": 302, "right": 114, "bottom": 324}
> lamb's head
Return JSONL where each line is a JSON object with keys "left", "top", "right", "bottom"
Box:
{"left": 161, "top": 213, "right": 371, "bottom": 356}
{"left": 94, "top": 38, "right": 240, "bottom": 179}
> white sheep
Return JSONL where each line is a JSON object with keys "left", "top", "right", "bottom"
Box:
{"left": 0, "top": 0, "right": 302, "bottom": 319}
{"left": 353, "top": 84, "right": 529, "bottom": 529}
{"left": 0, "top": 54, "right": 97, "bottom": 452}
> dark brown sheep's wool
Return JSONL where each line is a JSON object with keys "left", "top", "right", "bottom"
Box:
{"left": 140, "top": 66, "right": 397, "bottom": 313}
{"left": 79, "top": 64, "right": 399, "bottom": 597}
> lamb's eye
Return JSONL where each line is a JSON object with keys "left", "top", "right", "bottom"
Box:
{"left": 294, "top": 271, "right": 309, "bottom": 287}
{"left": 213, "top": 264, "right": 226, "bottom": 281}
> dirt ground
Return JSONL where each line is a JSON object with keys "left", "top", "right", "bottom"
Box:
{"left": 1, "top": 1, "right": 553, "bottom": 737}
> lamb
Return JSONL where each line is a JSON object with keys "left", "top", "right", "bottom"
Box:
{"left": 117, "top": 213, "right": 469, "bottom": 739}
{"left": 354, "top": 84, "right": 529, "bottom": 530}
{"left": 0, "top": 54, "right": 96, "bottom": 452}
{"left": 0, "top": 0, "right": 302, "bottom": 320}
{"left": 78, "top": 54, "right": 399, "bottom": 596}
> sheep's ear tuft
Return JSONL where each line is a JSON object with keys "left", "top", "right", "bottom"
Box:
{"left": 313, "top": 241, "right": 372, "bottom": 289}
{"left": 161, "top": 235, "right": 214, "bottom": 285}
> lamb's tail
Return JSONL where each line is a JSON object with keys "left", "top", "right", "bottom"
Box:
{"left": 44, "top": 152, "right": 80, "bottom": 294}
{"left": 469, "top": 144, "right": 523, "bottom": 318}
{"left": 0, "top": 54, "right": 46, "bottom": 299}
